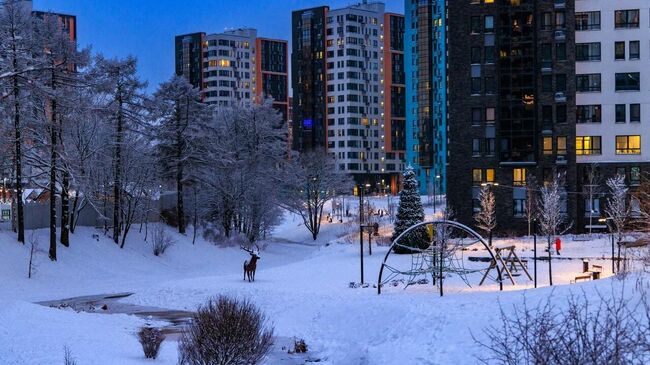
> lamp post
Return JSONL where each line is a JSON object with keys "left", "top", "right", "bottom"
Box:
{"left": 533, "top": 218, "right": 538, "bottom": 288}
{"left": 358, "top": 183, "right": 371, "bottom": 284}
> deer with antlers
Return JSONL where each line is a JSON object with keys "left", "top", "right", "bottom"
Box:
{"left": 241, "top": 245, "right": 260, "bottom": 282}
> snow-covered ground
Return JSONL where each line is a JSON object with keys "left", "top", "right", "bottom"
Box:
{"left": 0, "top": 198, "right": 647, "bottom": 364}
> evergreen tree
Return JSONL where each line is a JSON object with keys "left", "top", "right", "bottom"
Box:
{"left": 391, "top": 167, "right": 430, "bottom": 253}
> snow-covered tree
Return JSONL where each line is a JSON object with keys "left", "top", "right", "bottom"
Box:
{"left": 582, "top": 164, "right": 602, "bottom": 236}
{"left": 537, "top": 172, "right": 568, "bottom": 286}
{"left": 91, "top": 55, "right": 147, "bottom": 245}
{"left": 634, "top": 172, "right": 650, "bottom": 233}
{"left": 391, "top": 166, "right": 429, "bottom": 254}
{"left": 198, "top": 100, "right": 287, "bottom": 243}
{"left": 0, "top": 0, "right": 40, "bottom": 244}
{"left": 605, "top": 174, "right": 630, "bottom": 271}
{"left": 150, "top": 75, "right": 208, "bottom": 234}
{"left": 279, "top": 149, "right": 352, "bottom": 241}
{"left": 474, "top": 184, "right": 496, "bottom": 246}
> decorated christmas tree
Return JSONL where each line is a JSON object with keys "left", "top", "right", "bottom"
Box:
{"left": 391, "top": 167, "right": 430, "bottom": 253}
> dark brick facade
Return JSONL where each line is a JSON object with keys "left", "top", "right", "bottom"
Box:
{"left": 447, "top": 1, "right": 577, "bottom": 235}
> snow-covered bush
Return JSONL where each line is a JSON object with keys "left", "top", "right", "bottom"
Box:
{"left": 178, "top": 296, "right": 274, "bottom": 365}
{"left": 151, "top": 225, "right": 175, "bottom": 256}
{"left": 476, "top": 289, "right": 650, "bottom": 364}
{"left": 138, "top": 327, "right": 165, "bottom": 359}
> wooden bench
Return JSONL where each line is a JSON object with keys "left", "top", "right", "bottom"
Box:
{"left": 571, "top": 274, "right": 592, "bottom": 284}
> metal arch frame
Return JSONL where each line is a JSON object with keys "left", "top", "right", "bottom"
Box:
{"left": 377, "top": 220, "right": 504, "bottom": 294}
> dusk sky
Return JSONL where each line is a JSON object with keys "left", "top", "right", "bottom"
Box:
{"left": 33, "top": 0, "right": 405, "bottom": 93}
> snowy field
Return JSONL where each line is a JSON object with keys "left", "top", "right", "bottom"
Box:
{"left": 0, "top": 198, "right": 648, "bottom": 364}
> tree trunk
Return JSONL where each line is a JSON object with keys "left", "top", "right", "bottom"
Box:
{"left": 113, "top": 96, "right": 123, "bottom": 244}
{"left": 175, "top": 107, "right": 186, "bottom": 234}
{"left": 12, "top": 61, "right": 24, "bottom": 244}
{"left": 192, "top": 187, "right": 198, "bottom": 245}
{"left": 49, "top": 95, "right": 58, "bottom": 261}
{"left": 69, "top": 190, "right": 79, "bottom": 234}
{"left": 60, "top": 168, "right": 70, "bottom": 247}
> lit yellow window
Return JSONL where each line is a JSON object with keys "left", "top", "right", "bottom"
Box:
{"left": 513, "top": 168, "right": 526, "bottom": 186}
{"left": 218, "top": 59, "right": 230, "bottom": 67}
{"left": 543, "top": 137, "right": 553, "bottom": 155}
{"left": 486, "top": 169, "right": 495, "bottom": 183}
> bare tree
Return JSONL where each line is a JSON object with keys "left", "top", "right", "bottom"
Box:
{"left": 634, "top": 172, "right": 650, "bottom": 233}
{"left": 475, "top": 184, "right": 497, "bottom": 246}
{"left": 279, "top": 149, "right": 353, "bottom": 240}
{"left": 582, "top": 163, "right": 602, "bottom": 236}
{"left": 605, "top": 174, "right": 630, "bottom": 272}
{"left": 537, "top": 172, "right": 569, "bottom": 286}
{"left": 524, "top": 175, "right": 537, "bottom": 236}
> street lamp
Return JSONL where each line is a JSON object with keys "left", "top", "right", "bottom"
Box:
{"left": 533, "top": 218, "right": 538, "bottom": 288}
{"left": 433, "top": 174, "right": 441, "bottom": 214}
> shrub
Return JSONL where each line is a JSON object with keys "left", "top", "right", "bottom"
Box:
{"left": 178, "top": 296, "right": 274, "bottom": 365}
{"left": 63, "top": 346, "right": 76, "bottom": 365}
{"left": 293, "top": 338, "right": 308, "bottom": 353}
{"left": 138, "top": 327, "right": 165, "bottom": 359}
{"left": 475, "top": 288, "right": 650, "bottom": 364}
{"left": 151, "top": 225, "right": 175, "bottom": 256}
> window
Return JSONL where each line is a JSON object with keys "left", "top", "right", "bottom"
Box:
{"left": 555, "top": 11, "right": 566, "bottom": 29}
{"left": 615, "top": 42, "right": 626, "bottom": 60}
{"left": 485, "top": 77, "right": 495, "bottom": 94}
{"left": 576, "top": 136, "right": 602, "bottom": 155}
{"left": 473, "top": 168, "right": 495, "bottom": 185}
{"left": 556, "top": 43, "right": 566, "bottom": 61}
{"left": 557, "top": 136, "right": 567, "bottom": 155}
{"left": 576, "top": 74, "right": 601, "bottom": 92}
{"left": 576, "top": 11, "right": 600, "bottom": 31}
{"left": 616, "top": 104, "right": 626, "bottom": 123}
{"left": 543, "top": 136, "right": 553, "bottom": 155}
{"left": 514, "top": 199, "right": 525, "bottom": 217}
{"left": 542, "top": 75, "right": 552, "bottom": 92}
{"left": 485, "top": 46, "right": 495, "bottom": 63}
{"left": 615, "top": 10, "right": 640, "bottom": 29}
{"left": 629, "top": 41, "right": 640, "bottom": 59}
{"left": 542, "top": 12, "right": 552, "bottom": 30}
{"left": 630, "top": 104, "right": 640, "bottom": 123}
{"left": 471, "top": 77, "right": 481, "bottom": 94}
{"left": 485, "top": 107, "right": 495, "bottom": 124}
{"left": 556, "top": 105, "right": 567, "bottom": 124}
{"left": 471, "top": 16, "right": 481, "bottom": 34}
{"left": 472, "top": 108, "right": 482, "bottom": 126}
{"left": 577, "top": 105, "right": 601, "bottom": 124}
{"left": 513, "top": 168, "right": 526, "bottom": 186}
{"left": 576, "top": 42, "right": 601, "bottom": 61}
{"left": 542, "top": 105, "right": 553, "bottom": 126}
{"left": 616, "top": 135, "right": 641, "bottom": 154}
{"left": 484, "top": 16, "right": 494, "bottom": 32}
{"left": 471, "top": 47, "right": 481, "bottom": 64}
{"left": 615, "top": 72, "right": 640, "bottom": 91}
{"left": 556, "top": 74, "right": 566, "bottom": 92}
{"left": 472, "top": 139, "right": 482, "bottom": 156}
{"left": 631, "top": 167, "right": 641, "bottom": 185}
{"left": 486, "top": 138, "right": 495, "bottom": 156}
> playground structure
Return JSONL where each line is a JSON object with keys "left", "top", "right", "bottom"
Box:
{"left": 377, "top": 220, "right": 520, "bottom": 295}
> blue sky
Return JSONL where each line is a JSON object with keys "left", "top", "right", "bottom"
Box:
{"left": 33, "top": 0, "right": 404, "bottom": 93}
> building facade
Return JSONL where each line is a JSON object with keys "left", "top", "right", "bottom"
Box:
{"left": 446, "top": 0, "right": 578, "bottom": 233}
{"left": 291, "top": 2, "right": 405, "bottom": 192}
{"left": 404, "top": 0, "right": 446, "bottom": 195}
{"left": 575, "top": 0, "right": 650, "bottom": 229}
{"left": 175, "top": 29, "right": 289, "bottom": 118}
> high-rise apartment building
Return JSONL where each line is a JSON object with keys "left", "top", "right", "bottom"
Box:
{"left": 291, "top": 2, "right": 405, "bottom": 191}
{"left": 404, "top": 0, "right": 446, "bottom": 195}
{"left": 446, "top": 0, "right": 578, "bottom": 232}
{"left": 175, "top": 28, "right": 289, "bottom": 118}
{"left": 575, "top": 1, "right": 650, "bottom": 229}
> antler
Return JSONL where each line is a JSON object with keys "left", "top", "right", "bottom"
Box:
{"left": 240, "top": 245, "right": 255, "bottom": 254}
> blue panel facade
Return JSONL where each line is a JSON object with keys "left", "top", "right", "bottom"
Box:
{"left": 404, "top": 0, "right": 446, "bottom": 195}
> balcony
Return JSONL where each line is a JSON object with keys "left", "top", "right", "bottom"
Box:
{"left": 554, "top": 30, "right": 566, "bottom": 41}
{"left": 554, "top": 0, "right": 565, "bottom": 9}
{"left": 554, "top": 92, "right": 567, "bottom": 103}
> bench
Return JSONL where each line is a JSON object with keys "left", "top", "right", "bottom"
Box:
{"left": 571, "top": 274, "right": 592, "bottom": 284}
